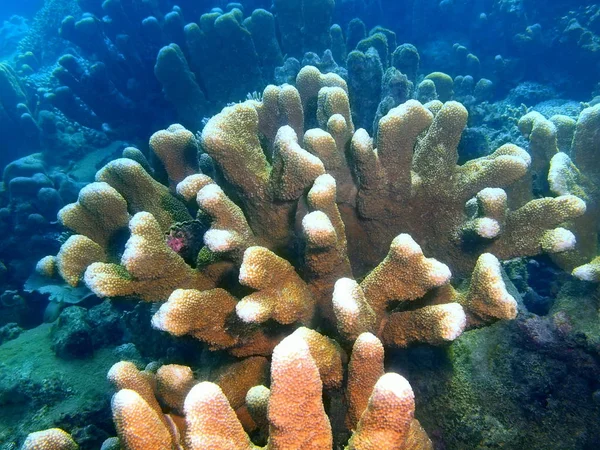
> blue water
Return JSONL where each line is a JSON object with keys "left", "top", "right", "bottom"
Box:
{"left": 0, "top": 0, "right": 43, "bottom": 22}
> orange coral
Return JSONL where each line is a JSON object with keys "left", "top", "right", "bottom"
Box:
{"left": 111, "top": 389, "right": 174, "bottom": 450}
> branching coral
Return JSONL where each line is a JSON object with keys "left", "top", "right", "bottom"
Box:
{"left": 41, "top": 66, "right": 583, "bottom": 348}
{"left": 102, "top": 332, "right": 429, "bottom": 449}
{"left": 32, "top": 66, "right": 591, "bottom": 447}
{"left": 83, "top": 212, "right": 217, "bottom": 301}
{"left": 519, "top": 105, "right": 600, "bottom": 277}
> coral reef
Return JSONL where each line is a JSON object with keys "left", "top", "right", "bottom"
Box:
{"left": 5, "top": 1, "right": 600, "bottom": 448}
{"left": 26, "top": 63, "right": 593, "bottom": 446}
{"left": 518, "top": 104, "right": 600, "bottom": 278}
{"left": 24, "top": 61, "right": 596, "bottom": 445}
{"left": 38, "top": 71, "right": 559, "bottom": 357}
{"left": 0, "top": 154, "right": 81, "bottom": 290}
{"left": 103, "top": 331, "right": 430, "bottom": 449}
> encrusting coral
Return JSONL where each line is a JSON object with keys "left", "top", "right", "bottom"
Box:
{"left": 33, "top": 65, "right": 592, "bottom": 448}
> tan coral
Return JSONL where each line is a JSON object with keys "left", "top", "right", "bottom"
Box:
{"left": 332, "top": 278, "right": 376, "bottom": 342}
{"left": 345, "top": 96, "right": 556, "bottom": 275}
{"left": 56, "top": 235, "right": 106, "bottom": 287}
{"left": 21, "top": 429, "right": 78, "bottom": 450}
{"left": 296, "top": 65, "right": 348, "bottom": 122}
{"left": 267, "top": 333, "right": 333, "bottom": 449}
{"left": 58, "top": 181, "right": 129, "bottom": 248}
{"left": 197, "top": 74, "right": 576, "bottom": 280}
{"left": 246, "top": 385, "right": 270, "bottom": 430}
{"left": 382, "top": 303, "right": 467, "bottom": 347}
{"left": 183, "top": 382, "right": 255, "bottom": 450}
{"left": 518, "top": 111, "right": 558, "bottom": 174}
{"left": 519, "top": 107, "right": 600, "bottom": 271}
{"left": 540, "top": 227, "right": 577, "bottom": 254}
{"left": 47, "top": 68, "right": 568, "bottom": 447}
{"left": 111, "top": 389, "right": 174, "bottom": 450}
{"left": 347, "top": 373, "right": 416, "bottom": 450}
{"left": 412, "top": 101, "right": 468, "bottom": 189}
{"left": 303, "top": 210, "right": 337, "bottom": 249}
{"left": 200, "top": 103, "right": 270, "bottom": 203}
{"left": 454, "top": 144, "right": 531, "bottom": 199}
{"left": 176, "top": 174, "right": 215, "bottom": 202}
{"left": 573, "top": 256, "right": 600, "bottom": 282}
{"left": 326, "top": 113, "right": 352, "bottom": 157}
{"left": 571, "top": 104, "right": 600, "bottom": 185}
{"left": 107, "top": 361, "right": 163, "bottom": 417}
{"left": 302, "top": 209, "right": 352, "bottom": 321}
{"left": 549, "top": 115, "right": 576, "bottom": 152}
{"left": 307, "top": 174, "right": 349, "bottom": 247}
{"left": 360, "top": 234, "right": 451, "bottom": 322}
{"left": 197, "top": 183, "right": 258, "bottom": 261}
{"left": 461, "top": 188, "right": 507, "bottom": 240}
{"left": 151, "top": 288, "right": 239, "bottom": 349}
{"left": 122, "top": 147, "right": 152, "bottom": 174}
{"left": 82, "top": 263, "right": 135, "bottom": 299}
{"left": 303, "top": 174, "right": 354, "bottom": 319}
{"left": 270, "top": 125, "right": 325, "bottom": 200}
{"left": 303, "top": 130, "right": 344, "bottom": 176}
{"left": 317, "top": 87, "right": 354, "bottom": 139}
{"left": 302, "top": 174, "right": 352, "bottom": 321}
{"left": 454, "top": 253, "right": 518, "bottom": 327}
{"left": 255, "top": 84, "right": 304, "bottom": 143}
{"left": 291, "top": 327, "right": 344, "bottom": 390}
{"left": 375, "top": 100, "right": 433, "bottom": 197}
{"left": 236, "top": 246, "right": 315, "bottom": 325}
{"left": 156, "top": 364, "right": 196, "bottom": 413}
{"left": 346, "top": 333, "right": 385, "bottom": 431}
{"left": 150, "top": 124, "right": 198, "bottom": 187}
{"left": 84, "top": 212, "right": 215, "bottom": 301}
{"left": 96, "top": 158, "right": 191, "bottom": 231}
{"left": 547, "top": 152, "right": 589, "bottom": 199}
{"left": 487, "top": 194, "right": 586, "bottom": 259}
{"left": 36, "top": 255, "right": 56, "bottom": 278}
{"left": 277, "top": 84, "right": 304, "bottom": 140}
{"left": 215, "top": 357, "right": 270, "bottom": 413}
{"left": 201, "top": 102, "right": 321, "bottom": 248}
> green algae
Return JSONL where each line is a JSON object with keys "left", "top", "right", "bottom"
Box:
{"left": 0, "top": 324, "right": 121, "bottom": 447}
{"left": 393, "top": 316, "right": 600, "bottom": 449}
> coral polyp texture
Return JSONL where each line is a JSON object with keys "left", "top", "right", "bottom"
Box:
{"left": 518, "top": 105, "right": 600, "bottom": 279}
{"left": 32, "top": 66, "right": 591, "bottom": 447}
{"left": 9, "top": 0, "right": 600, "bottom": 448}
{"left": 103, "top": 332, "right": 431, "bottom": 450}
{"left": 21, "top": 428, "right": 79, "bottom": 450}
{"left": 39, "top": 66, "right": 585, "bottom": 353}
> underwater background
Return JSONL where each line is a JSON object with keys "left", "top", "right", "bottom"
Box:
{"left": 1, "top": 0, "right": 600, "bottom": 448}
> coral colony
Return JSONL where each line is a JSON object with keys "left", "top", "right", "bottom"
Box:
{"left": 0, "top": 0, "right": 599, "bottom": 449}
